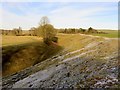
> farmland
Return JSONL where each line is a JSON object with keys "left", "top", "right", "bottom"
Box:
{"left": 2, "top": 36, "right": 42, "bottom": 47}
{"left": 89, "top": 30, "right": 119, "bottom": 38}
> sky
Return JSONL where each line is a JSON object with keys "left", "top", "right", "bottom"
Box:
{"left": 0, "top": 1, "right": 118, "bottom": 30}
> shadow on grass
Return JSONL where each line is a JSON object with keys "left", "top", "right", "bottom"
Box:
{"left": 2, "top": 41, "right": 63, "bottom": 77}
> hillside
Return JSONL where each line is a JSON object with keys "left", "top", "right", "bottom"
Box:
{"left": 2, "top": 34, "right": 119, "bottom": 88}
{"left": 2, "top": 36, "right": 63, "bottom": 76}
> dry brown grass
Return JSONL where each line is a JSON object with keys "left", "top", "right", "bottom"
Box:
{"left": 57, "top": 33, "right": 104, "bottom": 52}
{"left": 2, "top": 36, "right": 63, "bottom": 76}
{"left": 2, "top": 35, "right": 42, "bottom": 47}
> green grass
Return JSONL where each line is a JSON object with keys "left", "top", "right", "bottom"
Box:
{"left": 89, "top": 30, "right": 119, "bottom": 38}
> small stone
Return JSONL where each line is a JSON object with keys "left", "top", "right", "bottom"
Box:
{"left": 66, "top": 72, "right": 70, "bottom": 77}
{"left": 29, "top": 84, "right": 33, "bottom": 87}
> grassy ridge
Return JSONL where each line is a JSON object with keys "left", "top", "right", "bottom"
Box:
{"left": 2, "top": 36, "right": 63, "bottom": 76}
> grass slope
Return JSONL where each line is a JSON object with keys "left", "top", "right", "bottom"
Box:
{"left": 2, "top": 36, "right": 63, "bottom": 76}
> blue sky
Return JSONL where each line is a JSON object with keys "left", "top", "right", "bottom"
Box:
{"left": 0, "top": 2, "right": 118, "bottom": 30}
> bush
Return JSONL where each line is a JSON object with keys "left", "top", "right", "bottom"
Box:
{"left": 43, "top": 38, "right": 51, "bottom": 45}
{"left": 51, "top": 37, "right": 58, "bottom": 43}
{"left": 43, "top": 37, "right": 58, "bottom": 45}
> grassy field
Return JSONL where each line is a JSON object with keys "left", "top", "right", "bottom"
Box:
{"left": 2, "top": 36, "right": 42, "bottom": 47}
{"left": 89, "top": 30, "right": 119, "bottom": 38}
{"left": 2, "top": 34, "right": 103, "bottom": 52}
{"left": 1, "top": 32, "right": 118, "bottom": 76}
{"left": 2, "top": 34, "right": 91, "bottom": 76}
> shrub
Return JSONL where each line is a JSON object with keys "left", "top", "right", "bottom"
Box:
{"left": 43, "top": 38, "right": 51, "bottom": 45}
{"left": 51, "top": 37, "right": 58, "bottom": 43}
{"left": 37, "top": 16, "right": 57, "bottom": 45}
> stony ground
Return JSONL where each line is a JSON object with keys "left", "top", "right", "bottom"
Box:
{"left": 2, "top": 34, "right": 119, "bottom": 89}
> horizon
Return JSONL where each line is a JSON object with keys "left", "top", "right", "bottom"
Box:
{"left": 0, "top": 2, "right": 118, "bottom": 30}
{"left": 0, "top": 28, "right": 118, "bottom": 31}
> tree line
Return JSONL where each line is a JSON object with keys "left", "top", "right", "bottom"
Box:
{"left": 1, "top": 16, "right": 107, "bottom": 45}
{"left": 58, "top": 27, "right": 107, "bottom": 34}
{"left": 1, "top": 27, "right": 22, "bottom": 36}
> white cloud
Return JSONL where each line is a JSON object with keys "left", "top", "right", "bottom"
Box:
{"left": 49, "top": 6, "right": 117, "bottom": 29}
{"left": 0, "top": 2, "right": 117, "bottom": 30}
{"left": 0, "top": 8, "right": 44, "bottom": 29}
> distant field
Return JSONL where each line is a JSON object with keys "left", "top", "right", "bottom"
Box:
{"left": 2, "top": 34, "right": 103, "bottom": 52}
{"left": 2, "top": 36, "right": 42, "bottom": 47}
{"left": 2, "top": 33, "right": 104, "bottom": 53}
{"left": 2, "top": 30, "right": 118, "bottom": 47}
{"left": 89, "top": 30, "right": 119, "bottom": 38}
